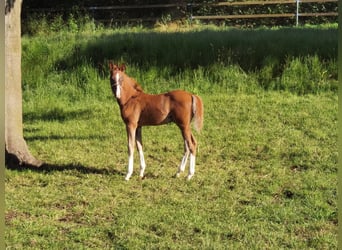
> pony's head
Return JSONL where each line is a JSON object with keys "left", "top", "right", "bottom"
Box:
{"left": 109, "top": 62, "right": 126, "bottom": 99}
{"left": 109, "top": 62, "right": 143, "bottom": 100}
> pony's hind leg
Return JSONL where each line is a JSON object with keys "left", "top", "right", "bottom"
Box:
{"left": 136, "top": 127, "right": 146, "bottom": 179}
{"left": 177, "top": 127, "right": 197, "bottom": 180}
{"left": 187, "top": 134, "right": 197, "bottom": 180}
{"left": 176, "top": 140, "right": 190, "bottom": 177}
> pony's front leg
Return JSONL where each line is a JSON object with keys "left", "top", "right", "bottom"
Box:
{"left": 136, "top": 127, "right": 146, "bottom": 179}
{"left": 125, "top": 124, "right": 136, "bottom": 181}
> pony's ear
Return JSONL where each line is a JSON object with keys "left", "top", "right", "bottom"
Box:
{"left": 120, "top": 64, "right": 126, "bottom": 72}
{"left": 109, "top": 62, "right": 120, "bottom": 70}
{"left": 109, "top": 61, "right": 114, "bottom": 70}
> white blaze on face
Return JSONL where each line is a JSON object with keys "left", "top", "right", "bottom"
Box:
{"left": 115, "top": 72, "right": 121, "bottom": 99}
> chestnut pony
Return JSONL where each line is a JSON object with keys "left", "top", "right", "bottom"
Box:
{"left": 109, "top": 63, "right": 204, "bottom": 180}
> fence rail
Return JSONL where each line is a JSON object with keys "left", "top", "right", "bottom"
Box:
{"left": 24, "top": 0, "right": 338, "bottom": 26}
{"left": 190, "top": 0, "right": 337, "bottom": 6}
{"left": 88, "top": 4, "right": 181, "bottom": 11}
{"left": 187, "top": 0, "right": 338, "bottom": 26}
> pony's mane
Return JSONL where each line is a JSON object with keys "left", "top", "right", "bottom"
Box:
{"left": 126, "top": 75, "right": 143, "bottom": 92}
{"left": 133, "top": 81, "right": 143, "bottom": 92}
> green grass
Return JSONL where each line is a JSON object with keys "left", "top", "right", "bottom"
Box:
{"left": 6, "top": 24, "right": 338, "bottom": 248}
{"left": 21, "top": 24, "right": 337, "bottom": 96}
{"left": 6, "top": 93, "right": 337, "bottom": 249}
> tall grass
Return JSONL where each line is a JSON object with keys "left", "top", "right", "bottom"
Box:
{"left": 21, "top": 19, "right": 337, "bottom": 98}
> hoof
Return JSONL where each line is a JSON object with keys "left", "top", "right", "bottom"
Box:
{"left": 186, "top": 175, "right": 193, "bottom": 181}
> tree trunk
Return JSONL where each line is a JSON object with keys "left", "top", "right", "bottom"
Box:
{"left": 5, "top": 0, "right": 42, "bottom": 167}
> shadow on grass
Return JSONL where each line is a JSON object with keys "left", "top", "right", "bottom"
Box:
{"left": 56, "top": 27, "right": 337, "bottom": 75}
{"left": 5, "top": 151, "right": 124, "bottom": 176}
{"left": 24, "top": 108, "right": 94, "bottom": 123}
{"left": 24, "top": 134, "right": 108, "bottom": 142}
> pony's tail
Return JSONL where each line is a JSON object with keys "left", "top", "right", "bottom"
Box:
{"left": 191, "top": 95, "right": 204, "bottom": 132}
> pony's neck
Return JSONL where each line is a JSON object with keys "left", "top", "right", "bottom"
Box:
{"left": 118, "top": 75, "right": 144, "bottom": 106}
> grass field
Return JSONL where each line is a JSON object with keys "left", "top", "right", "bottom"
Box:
{"left": 5, "top": 23, "right": 338, "bottom": 249}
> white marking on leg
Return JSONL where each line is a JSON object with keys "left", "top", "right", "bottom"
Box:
{"left": 176, "top": 141, "right": 189, "bottom": 177}
{"left": 136, "top": 140, "right": 146, "bottom": 178}
{"left": 187, "top": 153, "right": 195, "bottom": 180}
{"left": 115, "top": 73, "right": 121, "bottom": 99}
{"left": 125, "top": 152, "right": 134, "bottom": 181}
{"left": 125, "top": 127, "right": 135, "bottom": 181}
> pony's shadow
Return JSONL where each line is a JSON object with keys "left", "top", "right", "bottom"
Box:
{"left": 5, "top": 153, "right": 124, "bottom": 176}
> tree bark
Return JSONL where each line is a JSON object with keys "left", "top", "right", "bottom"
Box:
{"left": 5, "top": 0, "right": 42, "bottom": 167}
